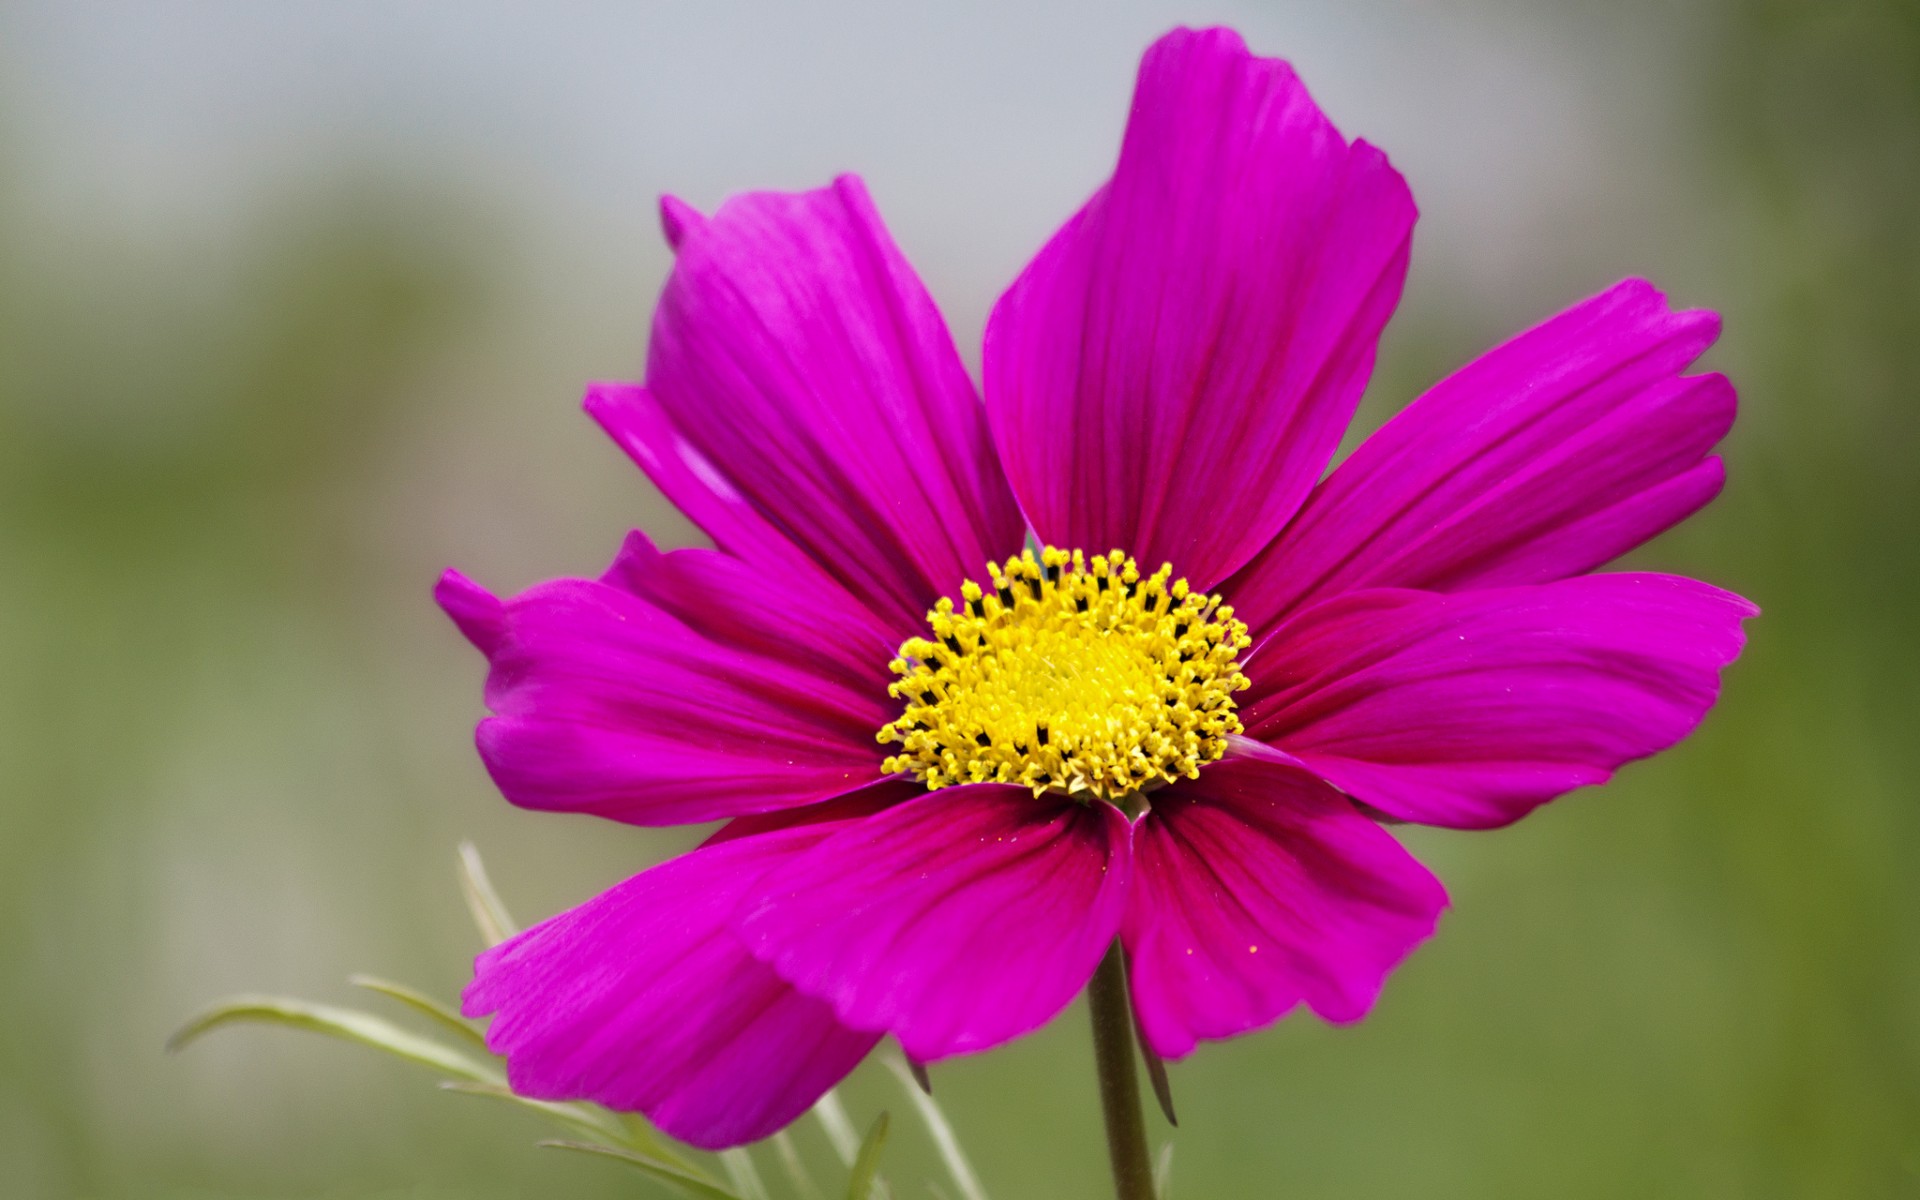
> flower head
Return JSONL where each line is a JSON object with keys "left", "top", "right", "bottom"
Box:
{"left": 438, "top": 26, "right": 1754, "bottom": 1150}
{"left": 877, "top": 547, "right": 1251, "bottom": 800}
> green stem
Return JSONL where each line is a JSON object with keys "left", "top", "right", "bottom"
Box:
{"left": 1088, "top": 942, "right": 1156, "bottom": 1200}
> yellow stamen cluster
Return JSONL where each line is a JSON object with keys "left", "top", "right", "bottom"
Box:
{"left": 877, "top": 547, "right": 1251, "bottom": 803}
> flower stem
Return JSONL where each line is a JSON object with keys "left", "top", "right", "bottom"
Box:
{"left": 1088, "top": 941, "right": 1156, "bottom": 1200}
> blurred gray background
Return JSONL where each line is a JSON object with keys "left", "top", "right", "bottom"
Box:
{"left": 1, "top": 1, "right": 1915, "bottom": 1196}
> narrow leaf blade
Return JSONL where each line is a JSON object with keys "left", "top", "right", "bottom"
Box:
{"left": 721, "top": 1147, "right": 772, "bottom": 1200}
{"left": 349, "top": 974, "right": 489, "bottom": 1049}
{"left": 812, "top": 1089, "right": 861, "bottom": 1167}
{"left": 772, "top": 1129, "right": 827, "bottom": 1200}
{"left": 615, "top": 1110, "right": 698, "bottom": 1170}
{"left": 845, "top": 1111, "right": 890, "bottom": 1200}
{"left": 168, "top": 994, "right": 500, "bottom": 1084}
{"left": 1123, "top": 947, "right": 1177, "bottom": 1126}
{"left": 439, "top": 1080, "right": 632, "bottom": 1146}
{"left": 881, "top": 1055, "right": 990, "bottom": 1200}
{"left": 540, "top": 1140, "right": 744, "bottom": 1200}
{"left": 906, "top": 1058, "right": 933, "bottom": 1096}
{"left": 1137, "top": 1034, "right": 1177, "bottom": 1127}
{"left": 458, "top": 840, "right": 520, "bottom": 946}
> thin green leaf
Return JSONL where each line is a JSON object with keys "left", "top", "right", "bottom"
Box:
{"left": 1154, "top": 1142, "right": 1174, "bottom": 1199}
{"left": 772, "top": 1129, "right": 826, "bottom": 1200}
{"left": 167, "top": 994, "right": 500, "bottom": 1084}
{"left": 1137, "top": 1034, "right": 1177, "bottom": 1127}
{"left": 1124, "top": 947, "right": 1177, "bottom": 1128}
{"left": 439, "top": 1080, "right": 633, "bottom": 1146}
{"left": 813, "top": 1089, "right": 861, "bottom": 1167}
{"left": 540, "top": 1140, "right": 744, "bottom": 1200}
{"left": 348, "top": 974, "right": 489, "bottom": 1049}
{"left": 615, "top": 1110, "right": 698, "bottom": 1170}
{"left": 721, "top": 1147, "right": 771, "bottom": 1200}
{"left": 845, "top": 1111, "right": 890, "bottom": 1200}
{"left": 906, "top": 1058, "right": 933, "bottom": 1095}
{"left": 881, "top": 1055, "right": 989, "bottom": 1200}
{"left": 168, "top": 993, "right": 712, "bottom": 1179}
{"left": 440, "top": 1082, "right": 704, "bottom": 1176}
{"left": 458, "top": 840, "right": 519, "bottom": 946}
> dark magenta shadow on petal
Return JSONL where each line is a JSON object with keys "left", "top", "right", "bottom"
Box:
{"left": 701, "top": 776, "right": 923, "bottom": 847}
{"left": 733, "top": 785, "right": 1132, "bottom": 1062}
{"left": 601, "top": 527, "right": 898, "bottom": 699}
{"left": 1123, "top": 757, "right": 1446, "bottom": 1060}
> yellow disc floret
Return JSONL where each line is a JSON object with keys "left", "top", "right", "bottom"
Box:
{"left": 877, "top": 547, "right": 1251, "bottom": 803}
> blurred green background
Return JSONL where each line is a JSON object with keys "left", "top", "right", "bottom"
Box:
{"left": 1, "top": 1, "right": 1914, "bottom": 1196}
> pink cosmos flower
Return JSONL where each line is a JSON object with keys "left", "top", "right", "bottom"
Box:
{"left": 438, "top": 26, "right": 1753, "bottom": 1150}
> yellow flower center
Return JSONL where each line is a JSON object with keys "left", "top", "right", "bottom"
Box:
{"left": 877, "top": 547, "right": 1251, "bottom": 804}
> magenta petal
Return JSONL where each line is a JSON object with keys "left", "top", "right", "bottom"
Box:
{"left": 1124, "top": 758, "right": 1447, "bottom": 1058}
{"left": 1228, "top": 279, "right": 1733, "bottom": 634}
{"left": 734, "top": 786, "right": 1132, "bottom": 1062}
{"left": 435, "top": 569, "right": 506, "bottom": 655}
{"left": 440, "top": 567, "right": 887, "bottom": 826}
{"left": 620, "top": 176, "right": 1025, "bottom": 633}
{"left": 601, "top": 529, "right": 896, "bottom": 698}
{"left": 587, "top": 382, "right": 860, "bottom": 621}
{"left": 699, "top": 779, "right": 921, "bottom": 848}
{"left": 984, "top": 26, "right": 1415, "bottom": 588}
{"left": 1243, "top": 574, "right": 1757, "bottom": 829}
{"left": 658, "top": 193, "right": 704, "bottom": 249}
{"left": 464, "top": 823, "right": 882, "bottom": 1149}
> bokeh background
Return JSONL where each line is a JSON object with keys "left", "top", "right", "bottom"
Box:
{"left": 1, "top": 1, "right": 1915, "bottom": 1196}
